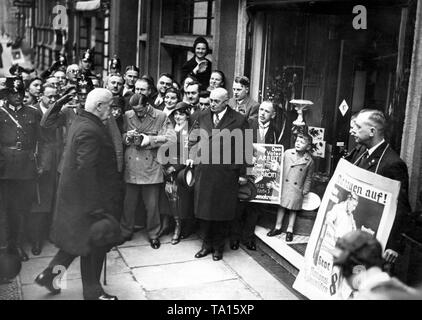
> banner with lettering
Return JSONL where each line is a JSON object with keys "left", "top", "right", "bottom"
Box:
{"left": 293, "top": 159, "right": 400, "bottom": 299}
{"left": 249, "top": 144, "right": 284, "bottom": 204}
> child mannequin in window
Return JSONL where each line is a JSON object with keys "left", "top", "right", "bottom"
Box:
{"left": 267, "top": 133, "right": 315, "bottom": 242}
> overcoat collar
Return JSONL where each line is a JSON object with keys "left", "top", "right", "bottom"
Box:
{"left": 356, "top": 141, "right": 389, "bottom": 171}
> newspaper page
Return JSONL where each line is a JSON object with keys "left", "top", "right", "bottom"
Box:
{"left": 249, "top": 144, "right": 284, "bottom": 205}
{"left": 293, "top": 159, "right": 400, "bottom": 300}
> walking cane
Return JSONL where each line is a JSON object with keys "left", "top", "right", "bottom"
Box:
{"left": 103, "top": 252, "right": 107, "bottom": 286}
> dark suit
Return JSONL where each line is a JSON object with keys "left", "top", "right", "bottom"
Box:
{"left": 189, "top": 107, "right": 249, "bottom": 251}
{"left": 49, "top": 109, "right": 122, "bottom": 299}
{"left": 228, "top": 96, "right": 259, "bottom": 122}
{"left": 348, "top": 141, "right": 412, "bottom": 253}
{"left": 231, "top": 119, "right": 281, "bottom": 244}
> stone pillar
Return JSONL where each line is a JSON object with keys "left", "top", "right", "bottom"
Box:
{"left": 401, "top": 0, "right": 422, "bottom": 210}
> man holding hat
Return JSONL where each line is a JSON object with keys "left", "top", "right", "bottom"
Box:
{"left": 333, "top": 230, "right": 418, "bottom": 299}
{"left": 0, "top": 76, "right": 45, "bottom": 261}
{"left": 188, "top": 88, "right": 249, "bottom": 261}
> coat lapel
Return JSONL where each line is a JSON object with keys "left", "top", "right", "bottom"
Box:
{"left": 363, "top": 141, "right": 389, "bottom": 171}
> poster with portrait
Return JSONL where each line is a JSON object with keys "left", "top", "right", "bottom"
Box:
{"left": 293, "top": 159, "right": 400, "bottom": 300}
{"left": 249, "top": 144, "right": 284, "bottom": 204}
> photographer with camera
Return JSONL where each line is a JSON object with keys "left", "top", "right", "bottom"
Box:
{"left": 120, "top": 93, "right": 176, "bottom": 249}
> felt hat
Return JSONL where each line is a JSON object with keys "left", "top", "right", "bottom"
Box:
{"left": 89, "top": 213, "right": 124, "bottom": 247}
{"left": 176, "top": 166, "right": 195, "bottom": 189}
{"left": 0, "top": 253, "right": 22, "bottom": 280}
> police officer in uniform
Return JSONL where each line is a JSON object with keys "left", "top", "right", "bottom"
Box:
{"left": 0, "top": 77, "right": 44, "bottom": 261}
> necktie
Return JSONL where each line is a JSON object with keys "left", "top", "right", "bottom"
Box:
{"left": 357, "top": 150, "right": 369, "bottom": 167}
{"left": 214, "top": 113, "right": 220, "bottom": 127}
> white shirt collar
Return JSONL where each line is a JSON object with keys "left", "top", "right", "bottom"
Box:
{"left": 214, "top": 107, "right": 228, "bottom": 121}
{"left": 368, "top": 139, "right": 385, "bottom": 156}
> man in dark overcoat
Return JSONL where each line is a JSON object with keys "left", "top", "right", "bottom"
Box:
{"left": 35, "top": 88, "right": 121, "bottom": 300}
{"left": 189, "top": 88, "right": 249, "bottom": 261}
{"left": 229, "top": 101, "right": 282, "bottom": 251}
{"left": 348, "top": 109, "right": 413, "bottom": 272}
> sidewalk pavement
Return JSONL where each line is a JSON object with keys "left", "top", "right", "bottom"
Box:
{"left": 14, "top": 231, "right": 299, "bottom": 300}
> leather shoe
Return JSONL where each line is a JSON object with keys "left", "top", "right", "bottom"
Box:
{"left": 267, "top": 228, "right": 282, "bottom": 237}
{"left": 31, "top": 241, "right": 42, "bottom": 256}
{"left": 35, "top": 269, "right": 61, "bottom": 295}
{"left": 97, "top": 293, "right": 118, "bottom": 300}
{"left": 230, "top": 240, "right": 240, "bottom": 250}
{"left": 212, "top": 250, "right": 223, "bottom": 261}
{"left": 245, "top": 241, "right": 256, "bottom": 251}
{"left": 150, "top": 239, "right": 161, "bottom": 249}
{"left": 195, "top": 248, "right": 213, "bottom": 258}
{"left": 285, "top": 232, "right": 294, "bottom": 242}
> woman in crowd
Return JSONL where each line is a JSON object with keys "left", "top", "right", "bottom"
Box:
{"left": 24, "top": 77, "right": 43, "bottom": 106}
{"left": 207, "top": 70, "right": 226, "bottom": 91}
{"left": 162, "top": 87, "right": 181, "bottom": 117}
{"left": 181, "top": 36, "right": 212, "bottom": 91}
{"left": 163, "top": 102, "right": 195, "bottom": 244}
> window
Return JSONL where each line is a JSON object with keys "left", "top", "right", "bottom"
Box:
{"left": 174, "top": 0, "right": 215, "bottom": 36}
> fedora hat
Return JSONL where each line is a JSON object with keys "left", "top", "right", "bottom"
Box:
{"left": 176, "top": 166, "right": 195, "bottom": 189}
{"left": 238, "top": 179, "right": 257, "bottom": 201}
{"left": 0, "top": 253, "right": 22, "bottom": 280}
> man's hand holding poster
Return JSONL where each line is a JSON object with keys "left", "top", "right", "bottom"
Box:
{"left": 293, "top": 159, "right": 400, "bottom": 299}
{"left": 249, "top": 144, "right": 283, "bottom": 204}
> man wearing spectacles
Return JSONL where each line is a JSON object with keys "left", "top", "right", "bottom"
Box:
{"left": 66, "top": 64, "right": 80, "bottom": 85}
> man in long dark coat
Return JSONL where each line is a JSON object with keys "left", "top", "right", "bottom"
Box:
{"left": 189, "top": 88, "right": 249, "bottom": 261}
{"left": 35, "top": 88, "right": 121, "bottom": 300}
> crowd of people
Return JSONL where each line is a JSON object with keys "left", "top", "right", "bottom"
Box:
{"left": 0, "top": 35, "right": 419, "bottom": 300}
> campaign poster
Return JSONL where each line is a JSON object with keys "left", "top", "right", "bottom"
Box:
{"left": 293, "top": 159, "right": 400, "bottom": 300}
{"left": 249, "top": 144, "right": 284, "bottom": 204}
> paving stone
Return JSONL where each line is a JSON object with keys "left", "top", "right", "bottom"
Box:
{"left": 147, "top": 279, "right": 261, "bottom": 300}
{"left": 223, "top": 248, "right": 298, "bottom": 300}
{"left": 119, "top": 239, "right": 202, "bottom": 268}
{"left": 19, "top": 250, "right": 128, "bottom": 285}
{"left": 118, "top": 231, "right": 199, "bottom": 248}
{"left": 132, "top": 259, "right": 237, "bottom": 291}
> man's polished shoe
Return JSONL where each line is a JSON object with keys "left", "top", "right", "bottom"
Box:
{"left": 230, "top": 240, "right": 240, "bottom": 250}
{"left": 212, "top": 250, "right": 223, "bottom": 261}
{"left": 194, "top": 248, "right": 213, "bottom": 258}
{"left": 285, "top": 232, "right": 294, "bottom": 242}
{"left": 97, "top": 293, "right": 118, "bottom": 300}
{"left": 150, "top": 239, "right": 161, "bottom": 249}
{"left": 31, "top": 241, "right": 42, "bottom": 256}
{"left": 245, "top": 241, "right": 256, "bottom": 251}
{"left": 267, "top": 228, "right": 282, "bottom": 237}
{"left": 34, "top": 268, "right": 61, "bottom": 295}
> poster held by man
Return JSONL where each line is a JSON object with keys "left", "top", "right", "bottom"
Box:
{"left": 293, "top": 159, "right": 400, "bottom": 300}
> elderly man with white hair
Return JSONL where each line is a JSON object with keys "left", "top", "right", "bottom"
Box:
{"left": 34, "top": 88, "right": 122, "bottom": 300}
{"left": 188, "top": 87, "right": 249, "bottom": 261}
